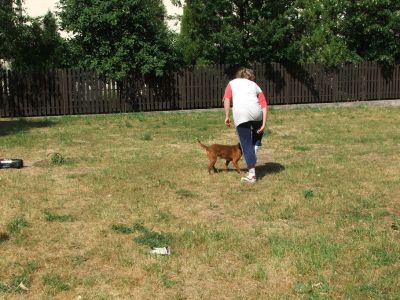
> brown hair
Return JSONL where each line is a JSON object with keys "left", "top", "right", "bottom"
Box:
{"left": 235, "top": 67, "right": 255, "bottom": 81}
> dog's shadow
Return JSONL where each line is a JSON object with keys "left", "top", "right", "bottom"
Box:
{"left": 255, "top": 162, "right": 285, "bottom": 179}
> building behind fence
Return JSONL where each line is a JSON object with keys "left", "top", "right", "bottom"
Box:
{"left": 1, "top": 62, "right": 400, "bottom": 118}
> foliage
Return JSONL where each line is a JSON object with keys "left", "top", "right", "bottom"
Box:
{"left": 49, "top": 152, "right": 66, "bottom": 166}
{"left": 7, "top": 216, "right": 27, "bottom": 234}
{"left": 338, "top": 0, "right": 400, "bottom": 65}
{"left": 0, "top": 0, "right": 22, "bottom": 64}
{"left": 43, "top": 210, "right": 76, "bottom": 222}
{"left": 178, "top": 0, "right": 400, "bottom": 66}
{"left": 111, "top": 224, "right": 134, "bottom": 234}
{"left": 58, "top": 0, "right": 179, "bottom": 80}
{"left": 0, "top": 1, "right": 71, "bottom": 71}
{"left": 283, "top": 0, "right": 360, "bottom": 66}
{"left": 12, "top": 12, "right": 70, "bottom": 71}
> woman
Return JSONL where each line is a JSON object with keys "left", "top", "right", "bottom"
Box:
{"left": 222, "top": 67, "right": 268, "bottom": 183}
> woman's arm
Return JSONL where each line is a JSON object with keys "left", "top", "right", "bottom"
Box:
{"left": 224, "top": 98, "right": 231, "bottom": 127}
{"left": 223, "top": 84, "right": 232, "bottom": 127}
{"left": 257, "top": 106, "right": 267, "bottom": 134}
{"left": 257, "top": 92, "right": 268, "bottom": 134}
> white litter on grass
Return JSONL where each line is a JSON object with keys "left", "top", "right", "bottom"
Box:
{"left": 18, "top": 282, "right": 29, "bottom": 291}
{"left": 149, "top": 246, "right": 171, "bottom": 255}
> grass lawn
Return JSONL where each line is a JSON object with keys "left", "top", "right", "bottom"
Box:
{"left": 0, "top": 105, "right": 399, "bottom": 299}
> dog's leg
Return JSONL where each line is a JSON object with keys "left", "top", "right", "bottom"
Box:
{"left": 208, "top": 159, "right": 217, "bottom": 174}
{"left": 224, "top": 160, "right": 231, "bottom": 172}
{"left": 232, "top": 160, "right": 241, "bottom": 173}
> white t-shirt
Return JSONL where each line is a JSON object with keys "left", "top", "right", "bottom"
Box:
{"left": 223, "top": 78, "right": 265, "bottom": 126}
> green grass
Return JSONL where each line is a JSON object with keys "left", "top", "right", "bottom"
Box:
{"left": 43, "top": 210, "right": 76, "bottom": 222}
{"left": 0, "top": 105, "right": 399, "bottom": 299}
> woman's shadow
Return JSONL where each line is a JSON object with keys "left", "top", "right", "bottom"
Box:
{"left": 255, "top": 162, "right": 285, "bottom": 179}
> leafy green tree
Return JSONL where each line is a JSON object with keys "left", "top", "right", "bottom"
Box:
{"left": 178, "top": 0, "right": 400, "bottom": 66}
{"left": 11, "top": 12, "right": 70, "bottom": 71}
{"left": 339, "top": 0, "right": 400, "bottom": 65}
{"left": 283, "top": 0, "right": 359, "bottom": 66}
{"left": 0, "top": 0, "right": 21, "bottom": 63}
{"left": 1, "top": 1, "right": 70, "bottom": 71}
{"left": 58, "top": 0, "right": 178, "bottom": 80}
{"left": 178, "top": 0, "right": 301, "bottom": 65}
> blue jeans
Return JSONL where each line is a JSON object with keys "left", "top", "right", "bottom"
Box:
{"left": 236, "top": 121, "right": 263, "bottom": 168}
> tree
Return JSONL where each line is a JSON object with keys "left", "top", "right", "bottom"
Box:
{"left": 1, "top": 1, "right": 70, "bottom": 71}
{"left": 11, "top": 12, "right": 70, "bottom": 71}
{"left": 283, "top": 0, "right": 359, "bottom": 66}
{"left": 58, "top": 0, "right": 178, "bottom": 80}
{"left": 339, "top": 0, "right": 400, "bottom": 65}
{"left": 178, "top": 0, "right": 400, "bottom": 66}
{"left": 0, "top": 0, "right": 21, "bottom": 64}
{"left": 177, "top": 0, "right": 297, "bottom": 65}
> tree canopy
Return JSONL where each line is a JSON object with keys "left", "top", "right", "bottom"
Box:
{"left": 1, "top": 1, "right": 69, "bottom": 71}
{"left": 2, "top": 0, "right": 399, "bottom": 73}
{"left": 0, "top": 0, "right": 22, "bottom": 64}
{"left": 178, "top": 0, "right": 400, "bottom": 66}
{"left": 58, "top": 0, "right": 179, "bottom": 80}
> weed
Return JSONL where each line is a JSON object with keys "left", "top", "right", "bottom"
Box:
{"left": 141, "top": 133, "right": 152, "bottom": 141}
{"left": 135, "top": 225, "right": 172, "bottom": 247}
{"left": 0, "top": 282, "right": 9, "bottom": 293}
{"left": 111, "top": 224, "right": 134, "bottom": 234}
{"left": 160, "top": 274, "right": 177, "bottom": 288}
{"left": 303, "top": 189, "right": 314, "bottom": 199}
{"left": 133, "top": 230, "right": 173, "bottom": 248}
{"left": 7, "top": 216, "right": 27, "bottom": 234}
{"left": 49, "top": 152, "right": 65, "bottom": 165}
{"left": 65, "top": 255, "right": 87, "bottom": 266}
{"left": 293, "top": 145, "right": 312, "bottom": 152}
{"left": 0, "top": 262, "right": 38, "bottom": 294}
{"left": 253, "top": 264, "right": 267, "bottom": 281}
{"left": 241, "top": 252, "right": 257, "bottom": 264}
{"left": 111, "top": 222, "right": 173, "bottom": 248}
{"left": 42, "top": 273, "right": 70, "bottom": 293}
{"left": 207, "top": 230, "right": 228, "bottom": 241}
{"left": 279, "top": 204, "right": 298, "bottom": 220}
{"left": 157, "top": 210, "right": 174, "bottom": 223}
{"left": 132, "top": 222, "right": 147, "bottom": 232}
{"left": 158, "top": 179, "right": 177, "bottom": 189}
{"left": 43, "top": 210, "right": 75, "bottom": 222}
{"left": 9, "top": 272, "right": 30, "bottom": 293}
{"left": 293, "top": 281, "right": 328, "bottom": 295}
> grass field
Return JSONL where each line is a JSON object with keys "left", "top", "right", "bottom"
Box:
{"left": 0, "top": 105, "right": 399, "bottom": 299}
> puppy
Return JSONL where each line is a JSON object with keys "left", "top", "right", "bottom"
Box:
{"left": 197, "top": 140, "right": 242, "bottom": 174}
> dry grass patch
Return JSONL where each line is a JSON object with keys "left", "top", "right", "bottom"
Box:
{"left": 0, "top": 106, "right": 399, "bottom": 299}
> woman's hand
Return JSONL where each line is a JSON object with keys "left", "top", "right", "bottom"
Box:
{"left": 256, "top": 125, "right": 265, "bottom": 134}
{"left": 225, "top": 117, "right": 231, "bottom": 127}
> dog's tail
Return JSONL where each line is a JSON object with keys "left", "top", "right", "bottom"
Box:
{"left": 197, "top": 139, "right": 208, "bottom": 150}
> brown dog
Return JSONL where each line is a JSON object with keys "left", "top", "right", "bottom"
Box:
{"left": 197, "top": 140, "right": 242, "bottom": 174}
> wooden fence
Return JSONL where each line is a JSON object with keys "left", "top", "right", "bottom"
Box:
{"left": 1, "top": 62, "right": 400, "bottom": 117}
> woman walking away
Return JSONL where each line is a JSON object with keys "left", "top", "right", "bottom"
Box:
{"left": 222, "top": 67, "right": 268, "bottom": 183}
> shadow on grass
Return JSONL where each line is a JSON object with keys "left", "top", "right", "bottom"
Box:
{"left": 0, "top": 119, "right": 55, "bottom": 137}
{"left": 214, "top": 162, "right": 285, "bottom": 179}
{"left": 256, "top": 162, "right": 285, "bottom": 179}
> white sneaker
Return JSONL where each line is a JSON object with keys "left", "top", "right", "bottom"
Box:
{"left": 241, "top": 175, "right": 256, "bottom": 183}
